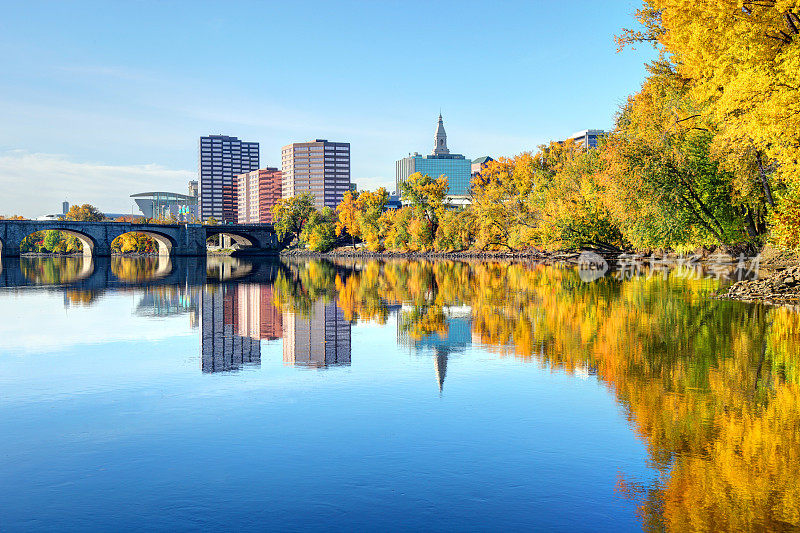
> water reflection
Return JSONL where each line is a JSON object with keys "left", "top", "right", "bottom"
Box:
{"left": 2, "top": 256, "right": 799, "bottom": 530}
{"left": 283, "top": 299, "right": 351, "bottom": 368}
{"left": 399, "top": 306, "right": 472, "bottom": 391}
{"left": 200, "top": 284, "right": 262, "bottom": 373}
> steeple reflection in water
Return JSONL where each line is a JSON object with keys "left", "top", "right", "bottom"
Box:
{"left": 398, "top": 305, "right": 472, "bottom": 391}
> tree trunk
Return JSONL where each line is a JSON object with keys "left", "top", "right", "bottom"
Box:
{"left": 755, "top": 151, "right": 775, "bottom": 207}
{"left": 742, "top": 206, "right": 759, "bottom": 238}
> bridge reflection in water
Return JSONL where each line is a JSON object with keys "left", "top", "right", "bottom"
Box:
{"left": 0, "top": 256, "right": 354, "bottom": 374}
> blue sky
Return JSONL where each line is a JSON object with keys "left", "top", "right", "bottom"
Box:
{"left": 0, "top": 0, "right": 653, "bottom": 217}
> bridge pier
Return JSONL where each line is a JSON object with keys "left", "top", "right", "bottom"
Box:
{"left": 0, "top": 234, "right": 23, "bottom": 258}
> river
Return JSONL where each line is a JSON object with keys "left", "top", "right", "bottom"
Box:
{"left": 0, "top": 256, "right": 797, "bottom": 531}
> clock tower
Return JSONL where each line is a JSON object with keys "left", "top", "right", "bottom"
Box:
{"left": 432, "top": 113, "right": 450, "bottom": 156}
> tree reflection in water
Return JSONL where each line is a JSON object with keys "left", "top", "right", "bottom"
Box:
{"left": 21, "top": 257, "right": 90, "bottom": 285}
{"left": 274, "top": 259, "right": 800, "bottom": 531}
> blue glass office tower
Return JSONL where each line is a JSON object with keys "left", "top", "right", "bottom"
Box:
{"left": 395, "top": 114, "right": 472, "bottom": 197}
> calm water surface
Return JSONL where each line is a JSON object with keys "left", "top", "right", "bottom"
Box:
{"left": 1, "top": 256, "right": 798, "bottom": 531}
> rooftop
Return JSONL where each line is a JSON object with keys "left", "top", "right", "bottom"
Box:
{"left": 130, "top": 192, "right": 196, "bottom": 201}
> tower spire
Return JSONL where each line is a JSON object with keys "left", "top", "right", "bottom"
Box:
{"left": 433, "top": 112, "right": 450, "bottom": 156}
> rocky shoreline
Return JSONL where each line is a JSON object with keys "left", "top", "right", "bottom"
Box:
{"left": 279, "top": 247, "right": 619, "bottom": 265}
{"left": 716, "top": 265, "right": 800, "bottom": 305}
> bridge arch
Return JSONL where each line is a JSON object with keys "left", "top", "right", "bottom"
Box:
{"left": 205, "top": 229, "right": 259, "bottom": 249}
{"left": 112, "top": 229, "right": 176, "bottom": 256}
{"left": 13, "top": 227, "right": 96, "bottom": 257}
{"left": 59, "top": 229, "right": 96, "bottom": 256}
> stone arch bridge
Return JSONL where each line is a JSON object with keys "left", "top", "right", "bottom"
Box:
{"left": 0, "top": 220, "right": 283, "bottom": 257}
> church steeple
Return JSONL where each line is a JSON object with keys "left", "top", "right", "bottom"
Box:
{"left": 433, "top": 113, "right": 450, "bottom": 156}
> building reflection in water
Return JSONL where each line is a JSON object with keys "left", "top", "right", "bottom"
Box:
{"left": 236, "top": 284, "right": 282, "bottom": 342}
{"left": 200, "top": 283, "right": 284, "bottom": 373}
{"left": 399, "top": 305, "right": 473, "bottom": 391}
{"left": 283, "top": 299, "right": 351, "bottom": 368}
{"left": 135, "top": 286, "right": 201, "bottom": 327}
{"left": 197, "top": 281, "right": 352, "bottom": 372}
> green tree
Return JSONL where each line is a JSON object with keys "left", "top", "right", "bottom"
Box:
{"left": 301, "top": 207, "right": 338, "bottom": 252}
{"left": 273, "top": 194, "right": 316, "bottom": 242}
{"left": 599, "top": 73, "right": 749, "bottom": 250}
{"left": 42, "top": 230, "right": 63, "bottom": 252}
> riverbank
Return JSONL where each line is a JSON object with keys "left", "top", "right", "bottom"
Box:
{"left": 283, "top": 245, "right": 800, "bottom": 305}
{"left": 280, "top": 245, "right": 780, "bottom": 265}
{"left": 716, "top": 265, "right": 800, "bottom": 305}
{"left": 280, "top": 246, "right": 620, "bottom": 265}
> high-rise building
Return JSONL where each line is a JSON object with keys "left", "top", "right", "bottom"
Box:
{"left": 198, "top": 135, "right": 260, "bottom": 223}
{"left": 282, "top": 299, "right": 351, "bottom": 368}
{"left": 281, "top": 139, "right": 350, "bottom": 209}
{"left": 236, "top": 167, "right": 282, "bottom": 224}
{"left": 396, "top": 114, "right": 472, "bottom": 198}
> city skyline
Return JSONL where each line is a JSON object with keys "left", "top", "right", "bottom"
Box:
{"left": 0, "top": 1, "right": 654, "bottom": 217}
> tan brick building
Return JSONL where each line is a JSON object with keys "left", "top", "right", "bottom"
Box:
{"left": 280, "top": 139, "right": 350, "bottom": 209}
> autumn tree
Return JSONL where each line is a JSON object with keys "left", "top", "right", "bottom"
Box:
{"left": 64, "top": 204, "right": 104, "bottom": 222}
{"left": 20, "top": 231, "right": 44, "bottom": 252}
{"left": 469, "top": 155, "right": 541, "bottom": 250}
{"left": 111, "top": 233, "right": 156, "bottom": 254}
{"left": 620, "top": 0, "right": 800, "bottom": 245}
{"left": 357, "top": 188, "right": 389, "bottom": 251}
{"left": 381, "top": 207, "right": 413, "bottom": 251}
{"left": 335, "top": 191, "right": 361, "bottom": 248}
{"left": 400, "top": 173, "right": 448, "bottom": 236}
{"left": 434, "top": 208, "right": 475, "bottom": 252}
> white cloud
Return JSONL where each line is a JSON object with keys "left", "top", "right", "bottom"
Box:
{"left": 352, "top": 176, "right": 395, "bottom": 193}
{"left": 0, "top": 150, "right": 192, "bottom": 218}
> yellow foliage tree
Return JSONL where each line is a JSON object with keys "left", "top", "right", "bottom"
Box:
{"left": 620, "top": 0, "right": 800, "bottom": 243}
{"left": 335, "top": 191, "right": 361, "bottom": 248}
